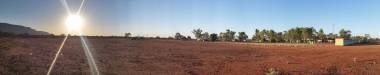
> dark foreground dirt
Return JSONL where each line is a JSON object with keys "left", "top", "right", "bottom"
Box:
{"left": 1, "top": 37, "right": 380, "bottom": 75}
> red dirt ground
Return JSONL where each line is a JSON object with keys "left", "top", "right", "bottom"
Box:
{"left": 1, "top": 37, "right": 380, "bottom": 75}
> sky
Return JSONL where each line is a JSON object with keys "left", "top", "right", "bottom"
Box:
{"left": 0, "top": 0, "right": 380, "bottom": 38}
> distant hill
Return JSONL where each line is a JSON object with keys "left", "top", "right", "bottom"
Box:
{"left": 0, "top": 23, "right": 51, "bottom": 35}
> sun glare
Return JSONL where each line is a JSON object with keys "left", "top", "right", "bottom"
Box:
{"left": 65, "top": 15, "right": 83, "bottom": 32}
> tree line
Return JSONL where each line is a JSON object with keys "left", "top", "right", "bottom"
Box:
{"left": 178, "top": 27, "right": 372, "bottom": 43}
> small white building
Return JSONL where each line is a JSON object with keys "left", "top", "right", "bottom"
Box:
{"left": 335, "top": 38, "right": 354, "bottom": 46}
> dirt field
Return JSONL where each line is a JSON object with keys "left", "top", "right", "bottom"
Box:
{"left": 1, "top": 37, "right": 380, "bottom": 75}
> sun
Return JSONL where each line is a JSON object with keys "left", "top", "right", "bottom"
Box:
{"left": 65, "top": 15, "right": 84, "bottom": 32}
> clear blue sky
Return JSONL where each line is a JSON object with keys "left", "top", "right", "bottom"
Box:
{"left": 1, "top": 0, "right": 380, "bottom": 38}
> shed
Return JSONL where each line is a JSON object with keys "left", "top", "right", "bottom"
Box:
{"left": 335, "top": 38, "right": 354, "bottom": 46}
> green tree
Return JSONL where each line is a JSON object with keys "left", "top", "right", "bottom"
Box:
{"left": 294, "top": 28, "right": 302, "bottom": 43}
{"left": 253, "top": 29, "right": 261, "bottom": 42}
{"left": 317, "top": 29, "right": 325, "bottom": 42}
{"left": 237, "top": 32, "right": 248, "bottom": 42}
{"left": 285, "top": 27, "right": 304, "bottom": 43}
{"left": 276, "top": 32, "right": 283, "bottom": 42}
{"left": 284, "top": 31, "right": 289, "bottom": 42}
{"left": 268, "top": 30, "right": 276, "bottom": 42}
{"left": 286, "top": 28, "right": 298, "bottom": 43}
{"left": 327, "top": 33, "right": 337, "bottom": 40}
{"left": 227, "top": 29, "right": 236, "bottom": 41}
{"left": 339, "top": 29, "right": 351, "bottom": 38}
{"left": 219, "top": 29, "right": 236, "bottom": 42}
{"left": 210, "top": 33, "right": 218, "bottom": 41}
{"left": 300, "top": 27, "right": 315, "bottom": 42}
{"left": 192, "top": 28, "right": 203, "bottom": 40}
{"left": 352, "top": 35, "right": 370, "bottom": 43}
{"left": 260, "top": 29, "right": 268, "bottom": 42}
{"left": 219, "top": 32, "right": 226, "bottom": 41}
{"left": 201, "top": 32, "right": 210, "bottom": 41}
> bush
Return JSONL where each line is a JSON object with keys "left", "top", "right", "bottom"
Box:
{"left": 168, "top": 36, "right": 174, "bottom": 39}
{"left": 155, "top": 36, "right": 160, "bottom": 39}
{"left": 175, "top": 32, "right": 183, "bottom": 40}
{"left": 265, "top": 68, "right": 290, "bottom": 75}
{"left": 174, "top": 33, "right": 189, "bottom": 40}
{"left": 125, "top": 33, "right": 132, "bottom": 38}
{"left": 186, "top": 36, "right": 192, "bottom": 40}
{"left": 210, "top": 33, "right": 218, "bottom": 41}
{"left": 266, "top": 68, "right": 280, "bottom": 75}
{"left": 131, "top": 36, "right": 144, "bottom": 40}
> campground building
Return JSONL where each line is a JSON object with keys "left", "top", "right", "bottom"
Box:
{"left": 335, "top": 38, "right": 355, "bottom": 46}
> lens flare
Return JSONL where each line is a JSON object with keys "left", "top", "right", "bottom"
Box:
{"left": 47, "top": 0, "right": 100, "bottom": 75}
{"left": 65, "top": 15, "right": 83, "bottom": 32}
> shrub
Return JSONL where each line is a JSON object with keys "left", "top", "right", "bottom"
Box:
{"left": 125, "top": 33, "right": 132, "bottom": 38}
{"left": 131, "top": 36, "right": 144, "bottom": 40}
{"left": 210, "top": 33, "right": 218, "bottom": 41}
{"left": 175, "top": 33, "right": 189, "bottom": 40}
{"left": 186, "top": 36, "right": 192, "bottom": 40}
{"left": 175, "top": 32, "right": 183, "bottom": 40}
{"left": 168, "top": 36, "right": 174, "bottom": 39}
{"left": 155, "top": 36, "right": 160, "bottom": 39}
{"left": 266, "top": 68, "right": 280, "bottom": 75}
